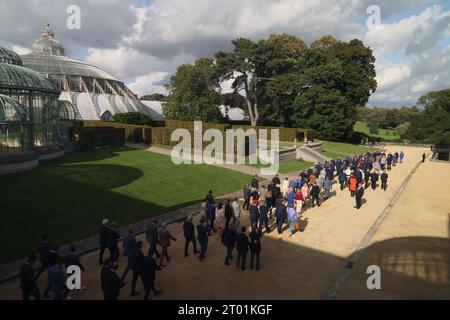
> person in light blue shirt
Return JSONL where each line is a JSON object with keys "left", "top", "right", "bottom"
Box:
{"left": 287, "top": 205, "right": 299, "bottom": 236}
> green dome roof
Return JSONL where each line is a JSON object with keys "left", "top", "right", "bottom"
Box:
{"left": 0, "top": 94, "right": 29, "bottom": 122}
{"left": 0, "top": 63, "right": 57, "bottom": 92}
{"left": 0, "top": 44, "right": 22, "bottom": 66}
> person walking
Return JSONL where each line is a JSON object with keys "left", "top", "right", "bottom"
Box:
{"left": 158, "top": 223, "right": 177, "bottom": 267}
{"left": 258, "top": 200, "right": 270, "bottom": 233}
{"left": 107, "top": 223, "right": 121, "bottom": 262}
{"left": 243, "top": 185, "right": 251, "bottom": 211}
{"left": 224, "top": 200, "right": 233, "bottom": 228}
{"left": 215, "top": 203, "right": 226, "bottom": 239}
{"left": 221, "top": 225, "right": 236, "bottom": 265}
{"left": 380, "top": 170, "right": 388, "bottom": 191}
{"left": 249, "top": 202, "right": 259, "bottom": 231}
{"left": 310, "top": 182, "right": 321, "bottom": 208}
{"left": 183, "top": 215, "right": 198, "bottom": 257}
{"left": 249, "top": 227, "right": 262, "bottom": 271}
{"left": 101, "top": 259, "right": 124, "bottom": 300}
{"left": 235, "top": 226, "right": 249, "bottom": 271}
{"left": 287, "top": 204, "right": 299, "bottom": 236}
{"left": 47, "top": 257, "right": 66, "bottom": 300}
{"left": 127, "top": 241, "right": 145, "bottom": 297}
{"left": 355, "top": 182, "right": 365, "bottom": 209}
{"left": 349, "top": 174, "right": 358, "bottom": 197}
{"left": 275, "top": 200, "right": 287, "bottom": 234}
{"left": 20, "top": 255, "right": 41, "bottom": 300}
{"left": 323, "top": 177, "right": 332, "bottom": 201}
{"left": 121, "top": 229, "right": 137, "bottom": 282}
{"left": 422, "top": 152, "right": 426, "bottom": 163}
{"left": 36, "top": 234, "right": 50, "bottom": 280}
{"left": 141, "top": 255, "right": 161, "bottom": 300}
{"left": 400, "top": 150, "right": 405, "bottom": 163}
{"left": 231, "top": 197, "right": 241, "bottom": 229}
{"left": 98, "top": 219, "right": 109, "bottom": 266}
{"left": 197, "top": 217, "right": 209, "bottom": 261}
{"left": 146, "top": 219, "right": 161, "bottom": 258}
{"left": 370, "top": 170, "right": 379, "bottom": 190}
{"left": 295, "top": 188, "right": 304, "bottom": 214}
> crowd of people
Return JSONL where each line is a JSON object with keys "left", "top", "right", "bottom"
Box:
{"left": 18, "top": 149, "right": 410, "bottom": 300}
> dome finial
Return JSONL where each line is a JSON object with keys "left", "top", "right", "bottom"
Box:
{"left": 42, "top": 23, "right": 55, "bottom": 38}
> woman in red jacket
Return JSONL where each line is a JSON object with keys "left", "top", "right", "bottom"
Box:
{"left": 349, "top": 174, "right": 358, "bottom": 197}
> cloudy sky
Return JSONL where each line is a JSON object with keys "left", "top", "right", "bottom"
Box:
{"left": 1, "top": 0, "right": 449, "bottom": 107}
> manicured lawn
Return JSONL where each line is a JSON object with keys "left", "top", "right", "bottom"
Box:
{"left": 0, "top": 148, "right": 252, "bottom": 264}
{"left": 353, "top": 121, "right": 401, "bottom": 141}
{"left": 319, "top": 140, "right": 379, "bottom": 158}
{"left": 249, "top": 158, "right": 314, "bottom": 174}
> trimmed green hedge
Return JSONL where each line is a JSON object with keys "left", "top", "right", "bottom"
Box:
{"left": 165, "top": 120, "right": 231, "bottom": 131}
{"left": 73, "top": 127, "right": 125, "bottom": 150}
{"left": 79, "top": 121, "right": 151, "bottom": 144}
{"left": 231, "top": 125, "right": 315, "bottom": 141}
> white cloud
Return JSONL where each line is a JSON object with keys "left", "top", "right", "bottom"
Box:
{"left": 128, "top": 72, "right": 168, "bottom": 97}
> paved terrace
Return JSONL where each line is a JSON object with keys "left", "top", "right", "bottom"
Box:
{"left": 0, "top": 146, "right": 448, "bottom": 299}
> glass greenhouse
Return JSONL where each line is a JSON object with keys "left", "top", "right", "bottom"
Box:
{"left": 0, "top": 43, "right": 75, "bottom": 160}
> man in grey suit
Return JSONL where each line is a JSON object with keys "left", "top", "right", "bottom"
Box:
{"left": 146, "top": 219, "right": 161, "bottom": 258}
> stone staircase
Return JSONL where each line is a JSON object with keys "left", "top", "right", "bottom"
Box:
{"left": 297, "top": 145, "right": 331, "bottom": 163}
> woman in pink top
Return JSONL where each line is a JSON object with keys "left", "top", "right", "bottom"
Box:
{"left": 301, "top": 183, "right": 310, "bottom": 209}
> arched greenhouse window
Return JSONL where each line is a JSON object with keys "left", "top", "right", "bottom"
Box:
{"left": 100, "top": 110, "right": 113, "bottom": 121}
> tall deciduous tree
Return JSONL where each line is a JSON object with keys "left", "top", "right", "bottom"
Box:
{"left": 162, "top": 57, "right": 223, "bottom": 122}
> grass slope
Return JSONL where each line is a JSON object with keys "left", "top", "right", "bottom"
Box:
{"left": 0, "top": 148, "right": 251, "bottom": 264}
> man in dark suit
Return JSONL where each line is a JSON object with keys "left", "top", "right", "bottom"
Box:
{"left": 380, "top": 170, "right": 388, "bottom": 191}
{"left": 146, "top": 219, "right": 160, "bottom": 258}
{"left": 249, "top": 203, "right": 259, "bottom": 230}
{"left": 98, "top": 219, "right": 109, "bottom": 266}
{"left": 36, "top": 234, "right": 50, "bottom": 279}
{"left": 101, "top": 259, "right": 124, "bottom": 300}
{"left": 107, "top": 223, "right": 121, "bottom": 262}
{"left": 276, "top": 201, "right": 287, "bottom": 234}
{"left": 120, "top": 229, "right": 138, "bottom": 289}
{"left": 249, "top": 227, "right": 262, "bottom": 271}
{"left": 221, "top": 225, "right": 236, "bottom": 265}
{"left": 183, "top": 215, "right": 198, "bottom": 257}
{"left": 355, "top": 182, "right": 365, "bottom": 209}
{"left": 235, "top": 226, "right": 249, "bottom": 271}
{"left": 127, "top": 241, "right": 145, "bottom": 297}
{"left": 251, "top": 175, "right": 259, "bottom": 189}
{"left": 64, "top": 244, "right": 85, "bottom": 272}
{"left": 20, "top": 255, "right": 41, "bottom": 300}
{"left": 141, "top": 255, "right": 162, "bottom": 300}
{"left": 243, "top": 185, "right": 251, "bottom": 210}
{"left": 197, "top": 217, "right": 209, "bottom": 261}
{"left": 258, "top": 200, "right": 270, "bottom": 234}
{"left": 370, "top": 171, "right": 379, "bottom": 190}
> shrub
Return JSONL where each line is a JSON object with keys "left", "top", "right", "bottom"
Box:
{"left": 112, "top": 112, "right": 152, "bottom": 126}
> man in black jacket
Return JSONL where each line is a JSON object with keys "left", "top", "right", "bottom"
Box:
{"left": 146, "top": 219, "right": 161, "bottom": 258}
{"left": 355, "top": 182, "right": 365, "bottom": 209}
{"left": 221, "top": 225, "right": 236, "bottom": 265}
{"left": 142, "top": 255, "right": 162, "bottom": 300}
{"left": 380, "top": 170, "right": 388, "bottom": 191}
{"left": 236, "top": 226, "right": 250, "bottom": 271}
{"left": 243, "top": 185, "right": 251, "bottom": 210}
{"left": 197, "top": 217, "right": 209, "bottom": 261}
{"left": 101, "top": 259, "right": 124, "bottom": 300}
{"left": 370, "top": 171, "right": 379, "bottom": 190}
{"left": 128, "top": 241, "right": 145, "bottom": 297}
{"left": 224, "top": 200, "right": 233, "bottom": 228}
{"left": 20, "top": 255, "right": 41, "bottom": 300}
{"left": 98, "top": 219, "right": 109, "bottom": 266}
{"left": 249, "top": 227, "right": 262, "bottom": 271}
{"left": 310, "top": 183, "right": 321, "bottom": 208}
{"left": 107, "top": 223, "right": 121, "bottom": 262}
{"left": 183, "top": 215, "right": 198, "bottom": 257}
{"left": 36, "top": 234, "right": 50, "bottom": 279}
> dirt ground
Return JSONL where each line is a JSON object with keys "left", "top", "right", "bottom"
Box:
{"left": 0, "top": 146, "right": 448, "bottom": 300}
